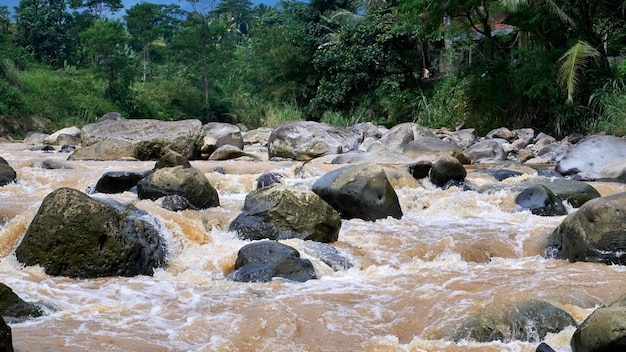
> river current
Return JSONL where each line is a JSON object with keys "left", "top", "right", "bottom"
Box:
{"left": 1, "top": 142, "right": 625, "bottom": 352}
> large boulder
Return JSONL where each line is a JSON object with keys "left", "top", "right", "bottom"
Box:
{"left": 377, "top": 122, "right": 437, "bottom": 153}
{"left": 15, "top": 188, "right": 167, "bottom": 278}
{"left": 312, "top": 163, "right": 403, "bottom": 221}
{"left": 0, "top": 158, "right": 16, "bottom": 187}
{"left": 229, "top": 184, "right": 341, "bottom": 243}
{"left": 68, "top": 139, "right": 137, "bottom": 161}
{"left": 571, "top": 293, "right": 626, "bottom": 352}
{"left": 546, "top": 192, "right": 626, "bottom": 264}
{"left": 268, "top": 121, "right": 360, "bottom": 161}
{"left": 444, "top": 128, "right": 478, "bottom": 150}
{"left": 556, "top": 135, "right": 626, "bottom": 179}
{"left": 137, "top": 166, "right": 219, "bottom": 209}
{"left": 228, "top": 241, "right": 317, "bottom": 283}
{"left": 452, "top": 300, "right": 576, "bottom": 343}
{"left": 0, "top": 283, "right": 44, "bottom": 322}
{"left": 81, "top": 118, "right": 203, "bottom": 160}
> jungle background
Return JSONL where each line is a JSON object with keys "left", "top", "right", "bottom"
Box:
{"left": 1, "top": 0, "right": 626, "bottom": 138}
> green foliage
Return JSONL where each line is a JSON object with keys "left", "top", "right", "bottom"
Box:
{"left": 17, "top": 65, "right": 119, "bottom": 126}
{"left": 16, "top": 0, "right": 78, "bottom": 67}
{"left": 310, "top": 2, "right": 424, "bottom": 124}
{"left": 587, "top": 78, "right": 626, "bottom": 137}
{"left": 556, "top": 40, "right": 602, "bottom": 104}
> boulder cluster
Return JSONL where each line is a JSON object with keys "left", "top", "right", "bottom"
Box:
{"left": 2, "top": 114, "right": 626, "bottom": 350}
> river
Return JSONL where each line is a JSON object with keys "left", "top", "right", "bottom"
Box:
{"left": 1, "top": 142, "right": 625, "bottom": 352}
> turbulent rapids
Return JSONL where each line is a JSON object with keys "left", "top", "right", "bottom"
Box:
{"left": 1, "top": 135, "right": 626, "bottom": 351}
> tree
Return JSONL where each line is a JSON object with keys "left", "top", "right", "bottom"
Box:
{"left": 0, "top": 6, "right": 10, "bottom": 34}
{"left": 69, "top": 0, "right": 122, "bottom": 18}
{"left": 15, "top": 0, "right": 77, "bottom": 66}
{"left": 80, "top": 18, "right": 132, "bottom": 103}
{"left": 213, "top": 0, "right": 255, "bottom": 37}
{"left": 169, "top": 15, "right": 235, "bottom": 121}
{"left": 311, "top": 1, "right": 424, "bottom": 123}
{"left": 125, "top": 3, "right": 185, "bottom": 83}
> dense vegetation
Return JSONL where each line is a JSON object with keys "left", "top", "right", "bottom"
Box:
{"left": 1, "top": 0, "right": 626, "bottom": 138}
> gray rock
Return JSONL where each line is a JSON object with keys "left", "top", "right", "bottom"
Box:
{"left": 556, "top": 135, "right": 626, "bottom": 179}
{"left": 571, "top": 293, "right": 626, "bottom": 352}
{"left": 15, "top": 188, "right": 167, "bottom": 278}
{"left": 312, "top": 163, "right": 402, "bottom": 221}
{"left": 160, "top": 194, "right": 191, "bottom": 211}
{"left": 546, "top": 192, "right": 626, "bottom": 264}
{"left": 429, "top": 155, "right": 467, "bottom": 187}
{"left": 0, "top": 283, "right": 44, "bottom": 323}
{"left": 464, "top": 140, "right": 506, "bottom": 163}
{"left": 202, "top": 122, "right": 244, "bottom": 149}
{"left": 452, "top": 300, "right": 576, "bottom": 343}
{"left": 23, "top": 132, "right": 48, "bottom": 144}
{"left": 403, "top": 137, "right": 469, "bottom": 163}
{"left": 444, "top": 128, "right": 478, "bottom": 150}
{"left": 137, "top": 166, "right": 219, "bottom": 209}
{"left": 242, "top": 127, "right": 273, "bottom": 145}
{"left": 153, "top": 150, "right": 191, "bottom": 170}
{"left": 0, "top": 158, "right": 16, "bottom": 187}
{"left": 0, "top": 316, "right": 12, "bottom": 352}
{"left": 81, "top": 118, "right": 203, "bottom": 160}
{"left": 229, "top": 184, "right": 341, "bottom": 242}
{"left": 515, "top": 185, "right": 567, "bottom": 216}
{"left": 44, "top": 126, "right": 80, "bottom": 145}
{"left": 229, "top": 241, "right": 317, "bottom": 283}
{"left": 478, "top": 176, "right": 600, "bottom": 208}
{"left": 256, "top": 172, "right": 284, "bottom": 189}
{"left": 208, "top": 145, "right": 257, "bottom": 160}
{"left": 268, "top": 121, "right": 360, "bottom": 161}
{"left": 32, "top": 158, "right": 73, "bottom": 169}
{"left": 68, "top": 139, "right": 137, "bottom": 161}
{"left": 378, "top": 122, "right": 436, "bottom": 153}
{"left": 512, "top": 128, "right": 535, "bottom": 145}
{"left": 486, "top": 127, "right": 516, "bottom": 141}
{"left": 300, "top": 241, "right": 353, "bottom": 271}
{"left": 93, "top": 171, "right": 148, "bottom": 194}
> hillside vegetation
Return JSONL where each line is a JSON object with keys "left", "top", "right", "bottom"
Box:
{"left": 1, "top": 0, "right": 626, "bottom": 138}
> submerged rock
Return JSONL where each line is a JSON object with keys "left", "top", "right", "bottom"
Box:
{"left": 228, "top": 241, "right": 317, "bottom": 283}
{"left": 93, "top": 171, "right": 148, "bottom": 194}
{"left": 312, "top": 163, "right": 403, "bottom": 221}
{"left": 452, "top": 300, "right": 576, "bottom": 343}
{"left": 571, "top": 293, "right": 626, "bottom": 352}
{"left": 546, "top": 192, "right": 626, "bottom": 264}
{"left": 229, "top": 184, "right": 341, "bottom": 243}
{"left": 0, "top": 283, "right": 45, "bottom": 323}
{"left": 0, "top": 158, "right": 16, "bottom": 187}
{"left": 15, "top": 187, "right": 167, "bottom": 278}
{"left": 515, "top": 184, "right": 567, "bottom": 216}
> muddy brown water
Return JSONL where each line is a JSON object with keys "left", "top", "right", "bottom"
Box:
{"left": 1, "top": 143, "right": 625, "bottom": 351}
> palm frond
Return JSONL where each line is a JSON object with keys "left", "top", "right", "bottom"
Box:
{"left": 541, "top": 0, "right": 577, "bottom": 29}
{"left": 556, "top": 40, "right": 601, "bottom": 104}
{"left": 330, "top": 9, "right": 365, "bottom": 26}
